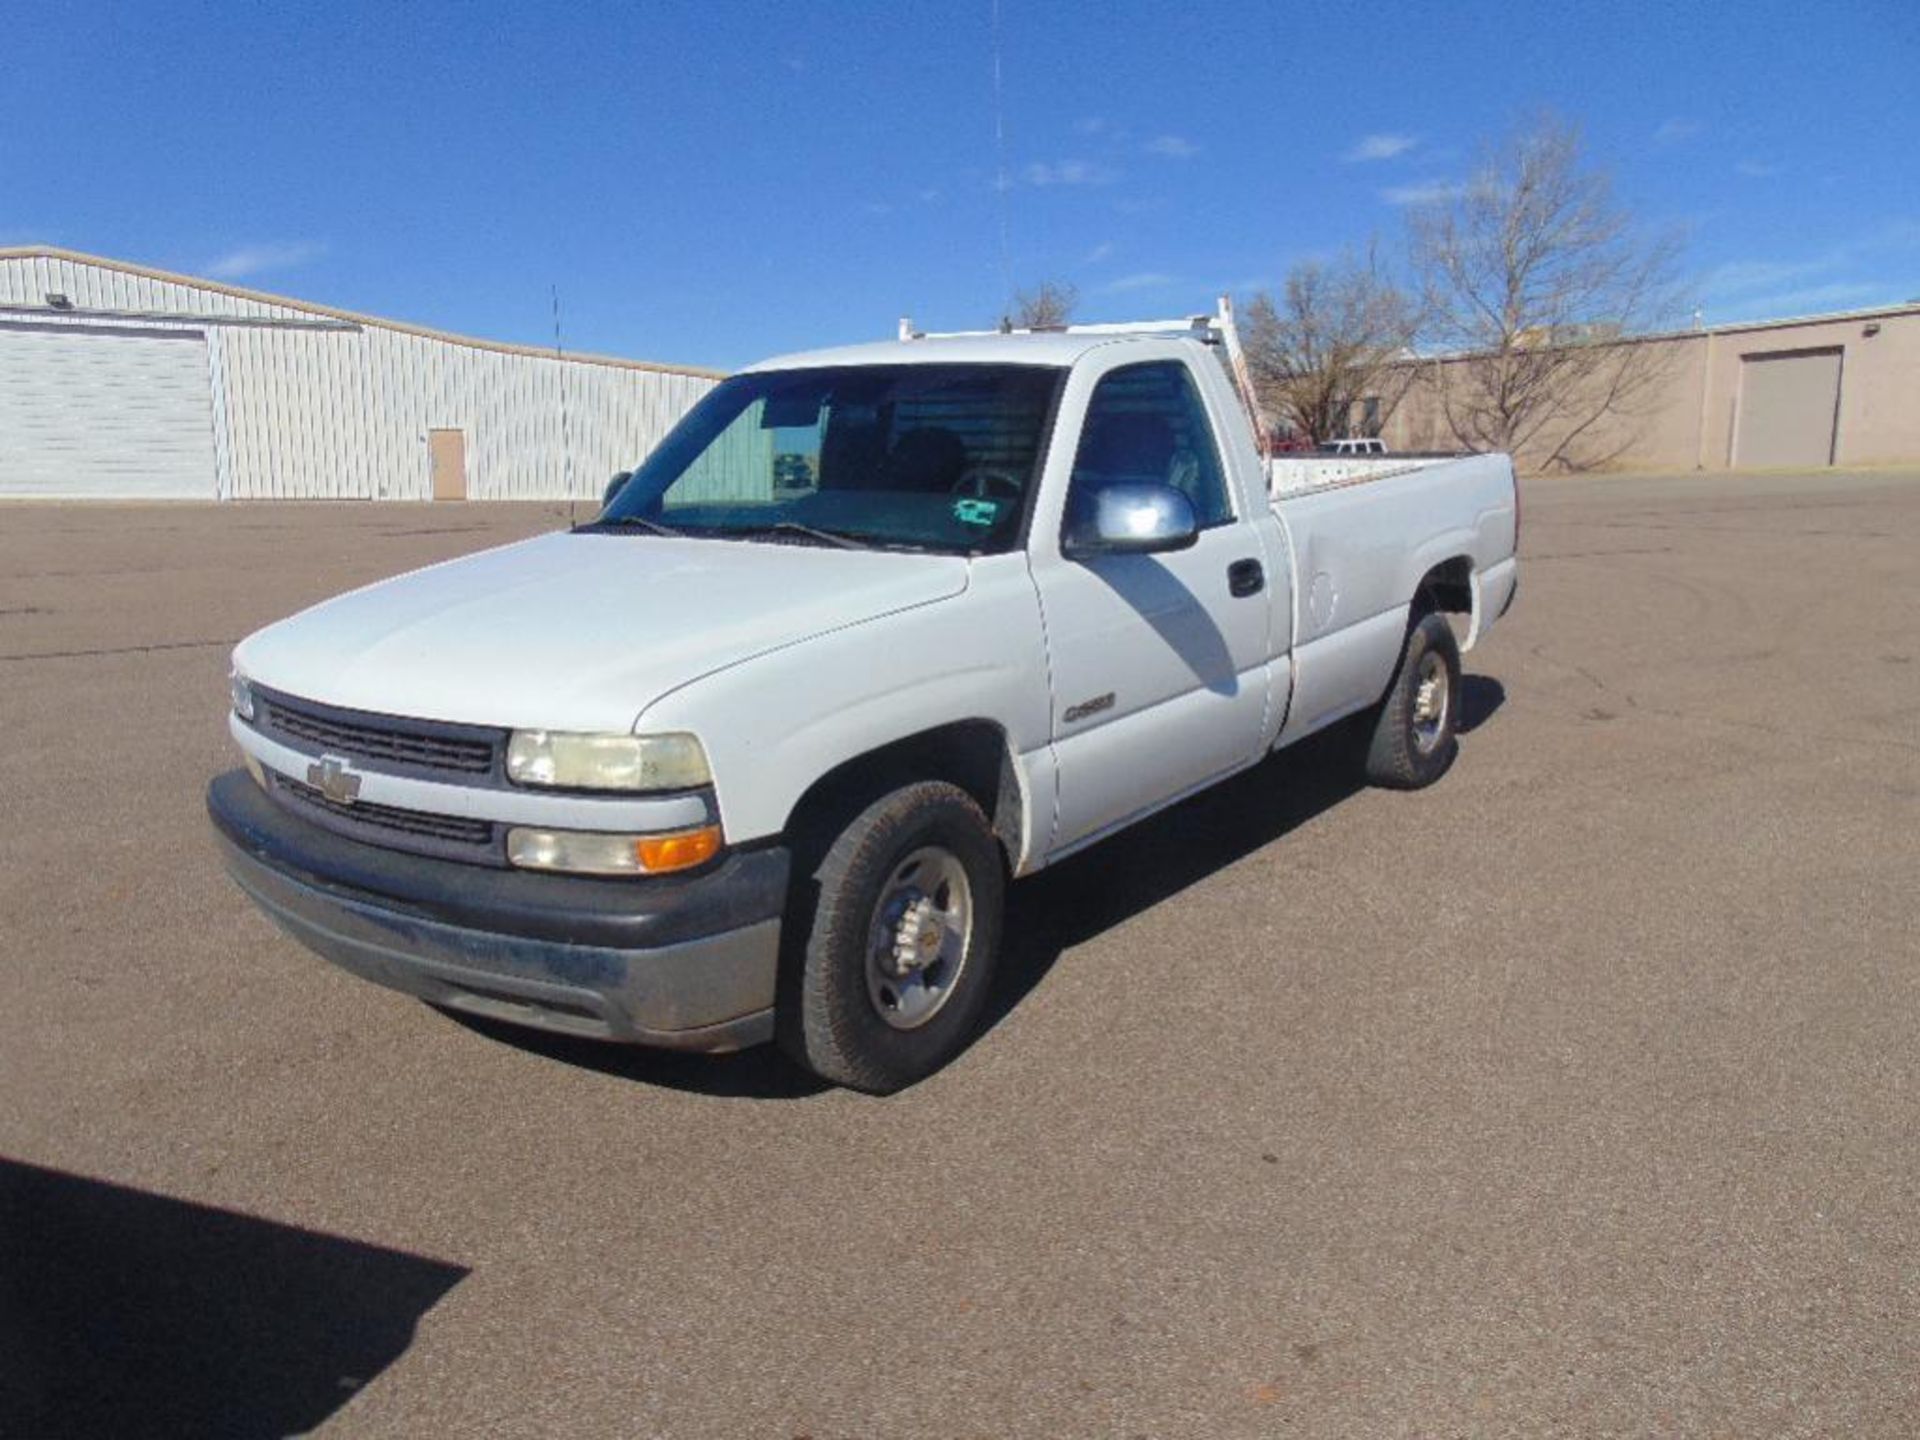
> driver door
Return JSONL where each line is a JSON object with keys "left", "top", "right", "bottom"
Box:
{"left": 1031, "top": 357, "right": 1275, "bottom": 854}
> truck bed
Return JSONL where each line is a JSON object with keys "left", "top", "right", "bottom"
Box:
{"left": 1267, "top": 452, "right": 1466, "bottom": 495}
{"left": 1264, "top": 450, "right": 1519, "bottom": 745}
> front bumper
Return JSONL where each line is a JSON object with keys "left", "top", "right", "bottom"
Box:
{"left": 208, "top": 770, "right": 789, "bottom": 1051}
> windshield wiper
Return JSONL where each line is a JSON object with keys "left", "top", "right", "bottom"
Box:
{"left": 592, "top": 514, "right": 683, "bottom": 537}
{"left": 586, "top": 515, "right": 874, "bottom": 550}
{"left": 742, "top": 521, "right": 873, "bottom": 551}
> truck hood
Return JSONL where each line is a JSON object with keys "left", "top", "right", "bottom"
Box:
{"left": 234, "top": 531, "right": 971, "bottom": 732}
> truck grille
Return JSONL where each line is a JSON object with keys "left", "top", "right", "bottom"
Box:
{"left": 268, "top": 772, "right": 503, "bottom": 865}
{"left": 255, "top": 689, "right": 501, "bottom": 778}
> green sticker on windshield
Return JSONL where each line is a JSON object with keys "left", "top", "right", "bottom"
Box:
{"left": 953, "top": 497, "right": 1001, "bottom": 528}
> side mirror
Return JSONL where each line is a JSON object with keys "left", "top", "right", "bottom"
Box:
{"left": 602, "top": 471, "right": 632, "bottom": 509}
{"left": 1061, "top": 482, "right": 1199, "bottom": 558}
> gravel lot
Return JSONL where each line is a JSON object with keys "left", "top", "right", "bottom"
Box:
{"left": 2, "top": 469, "right": 1915, "bottom": 1437}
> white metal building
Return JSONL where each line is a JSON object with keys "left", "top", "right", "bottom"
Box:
{"left": 0, "top": 247, "right": 722, "bottom": 500}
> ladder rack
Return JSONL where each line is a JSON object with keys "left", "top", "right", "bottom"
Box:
{"left": 894, "top": 296, "right": 1271, "bottom": 458}
{"left": 895, "top": 314, "right": 1216, "bottom": 341}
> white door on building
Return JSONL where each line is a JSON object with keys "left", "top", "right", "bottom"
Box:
{"left": 0, "top": 324, "right": 219, "bottom": 497}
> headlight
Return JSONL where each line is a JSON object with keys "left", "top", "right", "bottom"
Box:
{"left": 505, "top": 730, "right": 711, "bottom": 791}
{"left": 230, "top": 669, "right": 256, "bottom": 721}
{"left": 506, "top": 824, "right": 722, "bottom": 876}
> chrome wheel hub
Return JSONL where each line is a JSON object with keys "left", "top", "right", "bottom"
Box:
{"left": 1411, "top": 651, "right": 1450, "bottom": 754}
{"left": 865, "top": 847, "right": 973, "bottom": 1030}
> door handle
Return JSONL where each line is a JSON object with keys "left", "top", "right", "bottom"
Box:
{"left": 1228, "top": 558, "right": 1264, "bottom": 597}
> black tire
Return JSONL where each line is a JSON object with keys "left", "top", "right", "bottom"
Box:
{"left": 777, "top": 781, "right": 1005, "bottom": 1093}
{"left": 1364, "top": 611, "right": 1463, "bottom": 789}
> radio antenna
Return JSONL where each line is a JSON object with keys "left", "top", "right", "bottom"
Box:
{"left": 553, "top": 284, "right": 577, "bottom": 527}
{"left": 989, "top": 0, "right": 1013, "bottom": 313}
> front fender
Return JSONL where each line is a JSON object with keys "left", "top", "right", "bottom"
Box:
{"left": 634, "top": 553, "right": 1055, "bottom": 864}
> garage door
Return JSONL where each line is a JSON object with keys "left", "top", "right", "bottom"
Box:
{"left": 0, "top": 324, "right": 218, "bottom": 498}
{"left": 1734, "top": 347, "right": 1842, "bottom": 470}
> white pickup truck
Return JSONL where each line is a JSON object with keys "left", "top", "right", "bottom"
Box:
{"left": 210, "top": 309, "right": 1517, "bottom": 1092}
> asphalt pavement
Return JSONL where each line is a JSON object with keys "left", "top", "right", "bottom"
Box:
{"left": 1, "top": 470, "right": 1915, "bottom": 1437}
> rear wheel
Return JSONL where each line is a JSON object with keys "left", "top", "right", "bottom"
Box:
{"left": 1363, "top": 611, "right": 1462, "bottom": 789}
{"left": 779, "top": 781, "right": 1005, "bottom": 1093}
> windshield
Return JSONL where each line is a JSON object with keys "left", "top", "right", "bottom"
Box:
{"left": 595, "top": 364, "right": 1063, "bottom": 553}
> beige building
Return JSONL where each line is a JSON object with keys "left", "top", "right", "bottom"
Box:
{"left": 1384, "top": 302, "right": 1920, "bottom": 473}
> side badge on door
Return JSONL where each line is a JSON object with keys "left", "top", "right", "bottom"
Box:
{"left": 1062, "top": 692, "right": 1116, "bottom": 724}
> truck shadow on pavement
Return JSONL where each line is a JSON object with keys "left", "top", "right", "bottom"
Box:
{"left": 984, "top": 674, "right": 1502, "bottom": 1042}
{"left": 985, "top": 674, "right": 1505, "bottom": 1036}
{"left": 1456, "top": 674, "right": 1505, "bottom": 734}
{"left": 984, "top": 725, "right": 1365, "bottom": 1037}
{"left": 0, "top": 1156, "right": 467, "bottom": 1440}
{"left": 444, "top": 1008, "right": 837, "bottom": 1098}
{"left": 448, "top": 676, "right": 1506, "bottom": 1098}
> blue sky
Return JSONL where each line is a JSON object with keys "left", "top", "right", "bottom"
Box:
{"left": 4, "top": 0, "right": 1916, "bottom": 370}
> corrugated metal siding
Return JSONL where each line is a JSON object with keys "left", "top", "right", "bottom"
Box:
{"left": 675, "top": 398, "right": 778, "bottom": 503}
{"left": 0, "top": 253, "right": 317, "bottom": 322}
{"left": 0, "top": 325, "right": 218, "bottom": 497}
{"left": 0, "top": 254, "right": 718, "bottom": 500}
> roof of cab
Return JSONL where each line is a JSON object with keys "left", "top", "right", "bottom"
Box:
{"left": 738, "top": 330, "right": 1199, "bottom": 373}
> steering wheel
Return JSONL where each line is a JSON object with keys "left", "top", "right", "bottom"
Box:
{"left": 951, "top": 468, "right": 1022, "bottom": 500}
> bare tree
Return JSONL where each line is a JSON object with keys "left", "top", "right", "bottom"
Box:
{"left": 1241, "top": 249, "right": 1419, "bottom": 445}
{"left": 1407, "top": 112, "right": 1687, "bottom": 470}
{"left": 1008, "top": 279, "right": 1078, "bottom": 329}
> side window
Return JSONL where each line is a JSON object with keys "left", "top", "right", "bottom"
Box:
{"left": 1068, "top": 361, "right": 1233, "bottom": 528}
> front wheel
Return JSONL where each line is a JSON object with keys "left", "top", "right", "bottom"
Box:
{"left": 1363, "top": 611, "right": 1462, "bottom": 789}
{"left": 779, "top": 782, "right": 1005, "bottom": 1093}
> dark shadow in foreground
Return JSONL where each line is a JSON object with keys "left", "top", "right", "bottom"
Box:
{"left": 0, "top": 1158, "right": 467, "bottom": 1440}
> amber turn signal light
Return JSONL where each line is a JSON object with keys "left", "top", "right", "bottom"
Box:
{"left": 506, "top": 822, "right": 723, "bottom": 876}
{"left": 633, "top": 824, "right": 722, "bottom": 874}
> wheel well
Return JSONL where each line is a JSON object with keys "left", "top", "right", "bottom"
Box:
{"left": 1414, "top": 556, "right": 1474, "bottom": 619}
{"left": 782, "top": 721, "right": 1022, "bottom": 868}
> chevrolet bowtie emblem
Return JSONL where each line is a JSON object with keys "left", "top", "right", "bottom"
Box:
{"left": 307, "top": 754, "right": 363, "bottom": 805}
